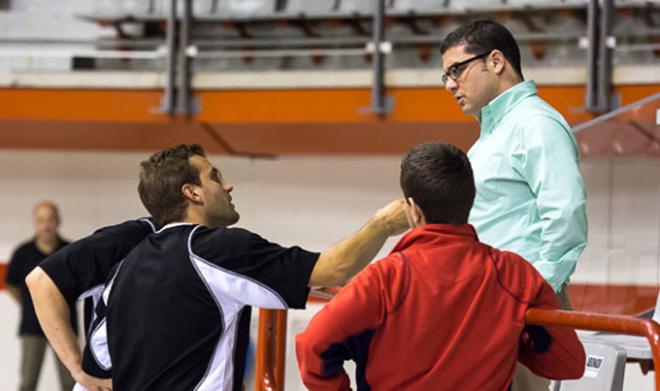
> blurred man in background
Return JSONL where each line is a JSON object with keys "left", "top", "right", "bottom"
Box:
{"left": 5, "top": 201, "right": 76, "bottom": 391}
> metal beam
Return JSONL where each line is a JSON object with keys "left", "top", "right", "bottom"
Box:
{"left": 3, "top": 23, "right": 659, "bottom": 52}
{"left": 573, "top": 92, "right": 660, "bottom": 133}
{"left": 159, "top": 0, "right": 177, "bottom": 115}
{"left": 187, "top": 27, "right": 660, "bottom": 49}
{"left": 585, "top": 0, "right": 600, "bottom": 112}
{"left": 189, "top": 47, "right": 366, "bottom": 59}
{"left": 0, "top": 48, "right": 161, "bottom": 59}
{"left": 176, "top": 0, "right": 194, "bottom": 116}
{"left": 585, "top": 0, "right": 618, "bottom": 113}
{"left": 597, "top": 0, "right": 615, "bottom": 112}
{"left": 370, "top": 0, "right": 391, "bottom": 116}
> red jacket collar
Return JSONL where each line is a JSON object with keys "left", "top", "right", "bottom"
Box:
{"left": 390, "top": 224, "right": 479, "bottom": 254}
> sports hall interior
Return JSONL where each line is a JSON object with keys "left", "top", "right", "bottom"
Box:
{"left": 0, "top": 0, "right": 658, "bottom": 390}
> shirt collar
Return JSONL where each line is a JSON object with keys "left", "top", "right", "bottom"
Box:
{"left": 479, "top": 79, "right": 537, "bottom": 136}
{"left": 391, "top": 223, "right": 478, "bottom": 253}
{"left": 156, "top": 222, "right": 195, "bottom": 234}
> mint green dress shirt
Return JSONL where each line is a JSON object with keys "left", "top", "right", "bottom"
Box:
{"left": 468, "top": 80, "right": 588, "bottom": 292}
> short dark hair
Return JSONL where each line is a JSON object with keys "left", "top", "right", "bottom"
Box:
{"left": 440, "top": 20, "right": 524, "bottom": 79}
{"left": 138, "top": 144, "right": 206, "bottom": 226}
{"left": 400, "top": 142, "right": 476, "bottom": 225}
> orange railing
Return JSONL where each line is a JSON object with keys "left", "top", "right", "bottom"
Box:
{"left": 256, "top": 303, "right": 660, "bottom": 391}
{"left": 526, "top": 308, "right": 660, "bottom": 390}
{"left": 255, "top": 309, "right": 288, "bottom": 391}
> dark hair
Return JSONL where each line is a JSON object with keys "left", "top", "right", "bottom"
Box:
{"left": 440, "top": 20, "right": 524, "bottom": 79}
{"left": 400, "top": 142, "right": 476, "bottom": 225}
{"left": 138, "top": 144, "right": 206, "bottom": 226}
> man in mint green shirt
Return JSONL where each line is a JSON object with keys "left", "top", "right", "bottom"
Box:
{"left": 440, "top": 20, "right": 588, "bottom": 390}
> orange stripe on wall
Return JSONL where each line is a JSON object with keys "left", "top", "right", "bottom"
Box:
{"left": 0, "top": 89, "right": 169, "bottom": 122}
{"left": 0, "top": 84, "right": 656, "bottom": 154}
{"left": 1, "top": 85, "right": 657, "bottom": 124}
{"left": 0, "top": 120, "right": 230, "bottom": 154}
{"left": 197, "top": 87, "right": 592, "bottom": 123}
{"left": 197, "top": 85, "right": 659, "bottom": 124}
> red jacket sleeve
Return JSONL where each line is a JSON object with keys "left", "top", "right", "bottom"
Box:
{"left": 296, "top": 255, "right": 406, "bottom": 391}
{"left": 519, "top": 281, "right": 586, "bottom": 380}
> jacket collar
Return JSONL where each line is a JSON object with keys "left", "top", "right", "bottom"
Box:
{"left": 391, "top": 223, "right": 478, "bottom": 254}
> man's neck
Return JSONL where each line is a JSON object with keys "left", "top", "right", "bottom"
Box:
{"left": 181, "top": 209, "right": 208, "bottom": 227}
{"left": 35, "top": 236, "right": 58, "bottom": 255}
{"left": 495, "top": 76, "right": 523, "bottom": 98}
{"left": 474, "top": 77, "right": 523, "bottom": 119}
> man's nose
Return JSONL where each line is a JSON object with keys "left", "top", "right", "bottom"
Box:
{"left": 444, "top": 78, "right": 458, "bottom": 92}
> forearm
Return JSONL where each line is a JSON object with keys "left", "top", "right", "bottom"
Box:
{"left": 520, "top": 324, "right": 585, "bottom": 379}
{"left": 296, "top": 312, "right": 353, "bottom": 391}
{"left": 25, "top": 267, "right": 83, "bottom": 375}
{"left": 5, "top": 284, "right": 21, "bottom": 303}
{"left": 297, "top": 271, "right": 384, "bottom": 391}
{"left": 309, "top": 199, "right": 407, "bottom": 287}
{"left": 312, "top": 220, "right": 390, "bottom": 287}
{"left": 520, "top": 282, "right": 585, "bottom": 379}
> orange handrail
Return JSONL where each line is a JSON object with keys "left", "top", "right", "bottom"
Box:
{"left": 256, "top": 302, "right": 660, "bottom": 390}
{"left": 525, "top": 308, "right": 660, "bottom": 390}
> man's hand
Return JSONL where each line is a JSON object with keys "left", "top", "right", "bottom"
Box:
{"left": 72, "top": 370, "right": 112, "bottom": 391}
{"left": 373, "top": 199, "right": 409, "bottom": 237}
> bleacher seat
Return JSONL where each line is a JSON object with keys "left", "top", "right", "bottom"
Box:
{"left": 553, "top": 341, "right": 626, "bottom": 391}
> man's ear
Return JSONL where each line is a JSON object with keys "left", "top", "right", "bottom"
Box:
{"left": 489, "top": 50, "right": 506, "bottom": 75}
{"left": 181, "top": 183, "right": 202, "bottom": 204}
{"left": 404, "top": 197, "right": 426, "bottom": 227}
{"left": 403, "top": 198, "right": 415, "bottom": 228}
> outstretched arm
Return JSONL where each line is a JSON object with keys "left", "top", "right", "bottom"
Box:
{"left": 309, "top": 199, "right": 408, "bottom": 287}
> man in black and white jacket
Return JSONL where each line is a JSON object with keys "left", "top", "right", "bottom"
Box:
{"left": 26, "top": 144, "right": 407, "bottom": 391}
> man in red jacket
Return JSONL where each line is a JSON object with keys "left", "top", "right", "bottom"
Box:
{"left": 296, "top": 141, "right": 585, "bottom": 391}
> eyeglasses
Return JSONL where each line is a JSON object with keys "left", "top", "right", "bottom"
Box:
{"left": 441, "top": 52, "right": 491, "bottom": 85}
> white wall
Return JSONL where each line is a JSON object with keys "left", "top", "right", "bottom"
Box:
{"left": 0, "top": 150, "right": 658, "bottom": 390}
{"left": 577, "top": 159, "right": 660, "bottom": 286}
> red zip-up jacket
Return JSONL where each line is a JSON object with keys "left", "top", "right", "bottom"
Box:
{"left": 296, "top": 224, "right": 585, "bottom": 391}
